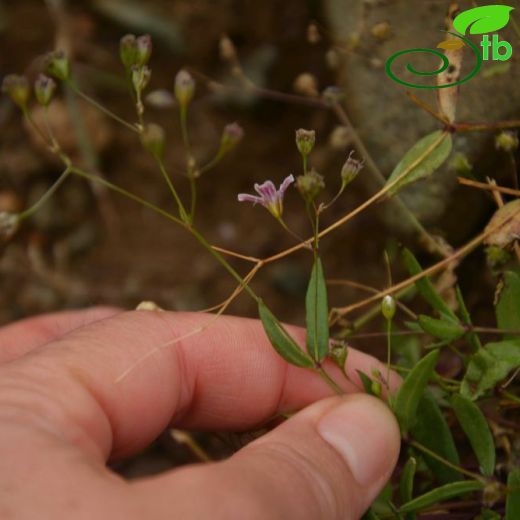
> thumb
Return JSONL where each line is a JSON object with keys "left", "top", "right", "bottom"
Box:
{"left": 136, "top": 394, "right": 400, "bottom": 520}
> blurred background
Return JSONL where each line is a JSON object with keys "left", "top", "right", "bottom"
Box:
{"left": 0, "top": 0, "right": 518, "bottom": 340}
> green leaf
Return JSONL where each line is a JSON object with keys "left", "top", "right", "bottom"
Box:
{"left": 506, "top": 468, "right": 520, "bottom": 520}
{"left": 361, "top": 509, "right": 381, "bottom": 520}
{"left": 456, "top": 286, "right": 482, "bottom": 353}
{"left": 453, "top": 5, "right": 514, "bottom": 35}
{"left": 393, "top": 350, "right": 439, "bottom": 435}
{"left": 496, "top": 271, "right": 520, "bottom": 339}
{"left": 305, "top": 257, "right": 329, "bottom": 362}
{"left": 400, "top": 457, "right": 417, "bottom": 520}
{"left": 411, "top": 391, "right": 461, "bottom": 484}
{"left": 418, "top": 315, "right": 465, "bottom": 341}
{"left": 386, "top": 131, "right": 452, "bottom": 196}
{"left": 451, "top": 394, "right": 495, "bottom": 477}
{"left": 258, "top": 301, "right": 314, "bottom": 368}
{"left": 372, "top": 482, "right": 395, "bottom": 517}
{"left": 399, "top": 480, "right": 484, "bottom": 514}
{"left": 402, "top": 249, "right": 458, "bottom": 322}
{"left": 461, "top": 339, "right": 520, "bottom": 399}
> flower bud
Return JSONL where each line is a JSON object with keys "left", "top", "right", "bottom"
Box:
{"left": 295, "top": 128, "right": 315, "bottom": 157}
{"left": 293, "top": 72, "right": 318, "bottom": 97}
{"left": 45, "top": 50, "right": 70, "bottom": 81}
{"left": 219, "top": 35, "right": 237, "bottom": 62}
{"left": 220, "top": 122, "right": 244, "bottom": 154}
{"left": 174, "top": 69, "right": 195, "bottom": 108}
{"left": 34, "top": 74, "right": 56, "bottom": 106}
{"left": 131, "top": 65, "right": 151, "bottom": 93}
{"left": 449, "top": 152, "right": 472, "bottom": 175}
{"left": 141, "top": 123, "right": 165, "bottom": 159}
{"left": 145, "top": 89, "right": 175, "bottom": 109}
{"left": 0, "top": 211, "right": 19, "bottom": 241}
{"left": 329, "top": 343, "right": 348, "bottom": 372}
{"left": 1, "top": 74, "right": 30, "bottom": 109}
{"left": 120, "top": 34, "right": 138, "bottom": 69}
{"left": 136, "top": 34, "right": 152, "bottom": 66}
{"left": 296, "top": 169, "right": 325, "bottom": 202}
{"left": 341, "top": 150, "right": 364, "bottom": 186}
{"left": 495, "top": 131, "right": 519, "bottom": 152}
{"left": 371, "top": 379, "right": 382, "bottom": 397}
{"left": 381, "top": 295, "right": 396, "bottom": 321}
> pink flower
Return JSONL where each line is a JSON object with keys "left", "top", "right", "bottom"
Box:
{"left": 238, "top": 175, "right": 295, "bottom": 218}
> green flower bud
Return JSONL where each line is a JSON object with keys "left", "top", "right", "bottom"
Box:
{"left": 34, "top": 74, "right": 56, "bottom": 106}
{"left": 131, "top": 65, "right": 151, "bottom": 94}
{"left": 45, "top": 50, "right": 70, "bottom": 81}
{"left": 371, "top": 380, "right": 382, "bottom": 397}
{"left": 296, "top": 169, "right": 325, "bottom": 202}
{"left": 141, "top": 123, "right": 165, "bottom": 159}
{"left": 495, "top": 131, "right": 519, "bottom": 152}
{"left": 1, "top": 74, "right": 30, "bottom": 109}
{"left": 220, "top": 122, "right": 244, "bottom": 154}
{"left": 449, "top": 152, "right": 472, "bottom": 175}
{"left": 329, "top": 343, "right": 348, "bottom": 372}
{"left": 120, "top": 34, "right": 138, "bottom": 69}
{"left": 381, "top": 295, "right": 396, "bottom": 321}
{"left": 341, "top": 150, "right": 364, "bottom": 186}
{"left": 136, "top": 34, "right": 152, "bottom": 66}
{"left": 174, "top": 69, "right": 195, "bottom": 108}
{"left": 295, "top": 128, "right": 315, "bottom": 157}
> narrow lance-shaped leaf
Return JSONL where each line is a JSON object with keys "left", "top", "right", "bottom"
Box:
{"left": 496, "top": 271, "right": 520, "bottom": 339}
{"left": 418, "top": 315, "right": 465, "bottom": 341}
{"left": 506, "top": 468, "right": 520, "bottom": 520}
{"left": 399, "top": 480, "right": 484, "bottom": 514}
{"left": 258, "top": 301, "right": 314, "bottom": 368}
{"left": 305, "top": 257, "right": 329, "bottom": 362}
{"left": 461, "top": 339, "right": 520, "bottom": 400}
{"left": 399, "top": 457, "right": 417, "bottom": 520}
{"left": 402, "top": 249, "right": 458, "bottom": 322}
{"left": 451, "top": 394, "right": 495, "bottom": 477}
{"left": 392, "top": 350, "right": 439, "bottom": 435}
{"left": 385, "top": 131, "right": 452, "bottom": 196}
{"left": 453, "top": 5, "right": 514, "bottom": 35}
{"left": 411, "top": 391, "right": 461, "bottom": 484}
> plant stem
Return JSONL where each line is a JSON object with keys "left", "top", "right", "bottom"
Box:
{"left": 19, "top": 166, "right": 72, "bottom": 221}
{"left": 318, "top": 367, "right": 344, "bottom": 395}
{"left": 67, "top": 82, "right": 139, "bottom": 133}
{"left": 155, "top": 157, "right": 189, "bottom": 222}
{"left": 409, "top": 440, "right": 488, "bottom": 483}
{"left": 70, "top": 167, "right": 184, "bottom": 227}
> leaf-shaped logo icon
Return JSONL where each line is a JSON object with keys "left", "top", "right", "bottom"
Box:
{"left": 453, "top": 5, "right": 514, "bottom": 35}
{"left": 437, "top": 39, "right": 465, "bottom": 50}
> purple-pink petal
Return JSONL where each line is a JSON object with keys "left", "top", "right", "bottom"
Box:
{"left": 254, "top": 180, "right": 277, "bottom": 203}
{"left": 237, "top": 193, "right": 264, "bottom": 205}
{"left": 279, "top": 174, "right": 295, "bottom": 195}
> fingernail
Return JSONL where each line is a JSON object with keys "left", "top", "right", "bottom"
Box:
{"left": 317, "top": 395, "right": 398, "bottom": 487}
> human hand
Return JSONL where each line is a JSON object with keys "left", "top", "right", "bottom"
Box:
{"left": 0, "top": 308, "right": 400, "bottom": 519}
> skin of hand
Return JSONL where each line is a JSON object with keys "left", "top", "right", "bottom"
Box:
{"left": 0, "top": 308, "right": 400, "bottom": 520}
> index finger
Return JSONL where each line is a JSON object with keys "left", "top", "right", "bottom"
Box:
{"left": 0, "top": 310, "right": 399, "bottom": 461}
